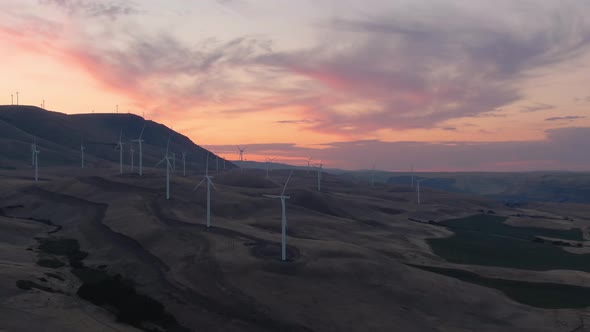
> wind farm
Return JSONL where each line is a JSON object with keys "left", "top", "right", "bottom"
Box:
{"left": 2, "top": 1, "right": 590, "bottom": 331}
{"left": 3, "top": 105, "right": 590, "bottom": 332}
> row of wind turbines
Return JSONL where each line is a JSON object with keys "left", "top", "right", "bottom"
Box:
{"left": 26, "top": 124, "right": 428, "bottom": 262}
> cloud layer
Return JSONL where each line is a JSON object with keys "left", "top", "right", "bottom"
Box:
{"left": 18, "top": 1, "right": 590, "bottom": 136}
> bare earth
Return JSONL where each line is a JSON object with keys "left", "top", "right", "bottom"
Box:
{"left": 1, "top": 166, "right": 588, "bottom": 331}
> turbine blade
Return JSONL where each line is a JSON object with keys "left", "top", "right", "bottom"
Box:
{"left": 193, "top": 178, "right": 206, "bottom": 191}
{"left": 208, "top": 178, "right": 217, "bottom": 190}
{"left": 138, "top": 123, "right": 146, "bottom": 139}
{"left": 281, "top": 169, "right": 294, "bottom": 196}
{"left": 165, "top": 135, "right": 171, "bottom": 155}
{"left": 155, "top": 158, "right": 165, "bottom": 167}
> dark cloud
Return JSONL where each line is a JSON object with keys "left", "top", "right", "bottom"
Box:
{"left": 441, "top": 127, "right": 457, "bottom": 131}
{"left": 39, "top": 0, "right": 138, "bottom": 20}
{"left": 545, "top": 116, "right": 585, "bottom": 121}
{"left": 520, "top": 103, "right": 555, "bottom": 112}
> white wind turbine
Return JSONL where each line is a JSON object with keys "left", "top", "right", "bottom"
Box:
{"left": 371, "top": 161, "right": 377, "bottom": 188}
{"left": 132, "top": 124, "right": 146, "bottom": 176}
{"left": 31, "top": 137, "right": 37, "bottom": 167}
{"left": 182, "top": 152, "right": 187, "bottom": 177}
{"left": 265, "top": 157, "right": 276, "bottom": 179}
{"left": 316, "top": 161, "right": 324, "bottom": 192}
{"left": 114, "top": 129, "right": 124, "bottom": 174}
{"left": 263, "top": 169, "right": 294, "bottom": 261}
{"left": 416, "top": 178, "right": 428, "bottom": 204}
{"left": 172, "top": 152, "right": 176, "bottom": 172}
{"left": 33, "top": 145, "right": 39, "bottom": 182}
{"left": 194, "top": 153, "right": 217, "bottom": 228}
{"left": 130, "top": 144, "right": 135, "bottom": 172}
{"left": 155, "top": 136, "right": 173, "bottom": 200}
{"left": 236, "top": 145, "right": 246, "bottom": 161}
{"left": 81, "top": 138, "right": 86, "bottom": 169}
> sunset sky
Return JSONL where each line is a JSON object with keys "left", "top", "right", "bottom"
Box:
{"left": 2, "top": 0, "right": 590, "bottom": 171}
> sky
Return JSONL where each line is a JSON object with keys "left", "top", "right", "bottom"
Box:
{"left": 1, "top": 0, "right": 590, "bottom": 171}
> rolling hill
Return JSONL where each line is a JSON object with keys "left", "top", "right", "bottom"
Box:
{"left": 0, "top": 105, "right": 234, "bottom": 171}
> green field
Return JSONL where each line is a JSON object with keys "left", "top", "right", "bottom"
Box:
{"left": 437, "top": 214, "right": 583, "bottom": 241}
{"left": 410, "top": 264, "right": 590, "bottom": 309}
{"left": 428, "top": 214, "right": 590, "bottom": 271}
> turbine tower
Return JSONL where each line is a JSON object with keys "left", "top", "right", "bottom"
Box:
{"left": 155, "top": 136, "right": 173, "bottom": 200}
{"left": 416, "top": 178, "right": 428, "bottom": 204}
{"left": 31, "top": 137, "right": 37, "bottom": 167}
{"left": 194, "top": 153, "right": 217, "bottom": 228}
{"left": 316, "top": 161, "right": 324, "bottom": 192}
{"left": 16, "top": 91, "right": 19, "bottom": 105}
{"left": 236, "top": 145, "right": 246, "bottom": 161}
{"left": 114, "top": 129, "right": 124, "bottom": 174}
{"left": 410, "top": 165, "right": 415, "bottom": 189}
{"left": 265, "top": 157, "right": 276, "bottom": 179}
{"left": 81, "top": 138, "right": 86, "bottom": 169}
{"left": 182, "top": 152, "right": 187, "bottom": 177}
{"left": 130, "top": 144, "right": 135, "bottom": 172}
{"left": 306, "top": 157, "right": 313, "bottom": 174}
{"left": 132, "top": 124, "right": 146, "bottom": 176}
{"left": 371, "top": 161, "right": 377, "bottom": 188}
{"left": 263, "top": 170, "right": 294, "bottom": 261}
{"left": 33, "top": 146, "right": 39, "bottom": 182}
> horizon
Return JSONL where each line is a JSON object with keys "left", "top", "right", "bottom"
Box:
{"left": 2, "top": 1, "right": 590, "bottom": 171}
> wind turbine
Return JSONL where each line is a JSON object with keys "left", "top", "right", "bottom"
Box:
{"left": 371, "top": 161, "right": 377, "bottom": 188}
{"left": 182, "top": 152, "right": 187, "bottom": 177}
{"left": 306, "top": 157, "right": 313, "bottom": 174}
{"left": 16, "top": 91, "right": 19, "bottom": 105}
{"left": 316, "top": 161, "right": 324, "bottom": 192}
{"left": 31, "top": 137, "right": 37, "bottom": 167}
{"left": 114, "top": 129, "right": 124, "bottom": 174}
{"left": 416, "top": 178, "right": 428, "bottom": 204}
{"left": 172, "top": 152, "right": 176, "bottom": 172}
{"left": 194, "top": 153, "right": 217, "bottom": 228}
{"left": 265, "top": 157, "right": 276, "bottom": 179}
{"left": 81, "top": 138, "right": 86, "bottom": 169}
{"left": 263, "top": 169, "right": 294, "bottom": 261}
{"left": 410, "top": 165, "right": 414, "bottom": 189}
{"left": 236, "top": 145, "right": 246, "bottom": 161}
{"left": 132, "top": 124, "right": 146, "bottom": 176}
{"left": 33, "top": 146, "right": 39, "bottom": 182}
{"left": 130, "top": 144, "right": 135, "bottom": 172}
{"left": 155, "top": 136, "right": 173, "bottom": 200}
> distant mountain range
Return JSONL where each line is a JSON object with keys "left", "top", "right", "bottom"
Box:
{"left": 0, "top": 105, "right": 235, "bottom": 170}
{"left": 236, "top": 160, "right": 590, "bottom": 204}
